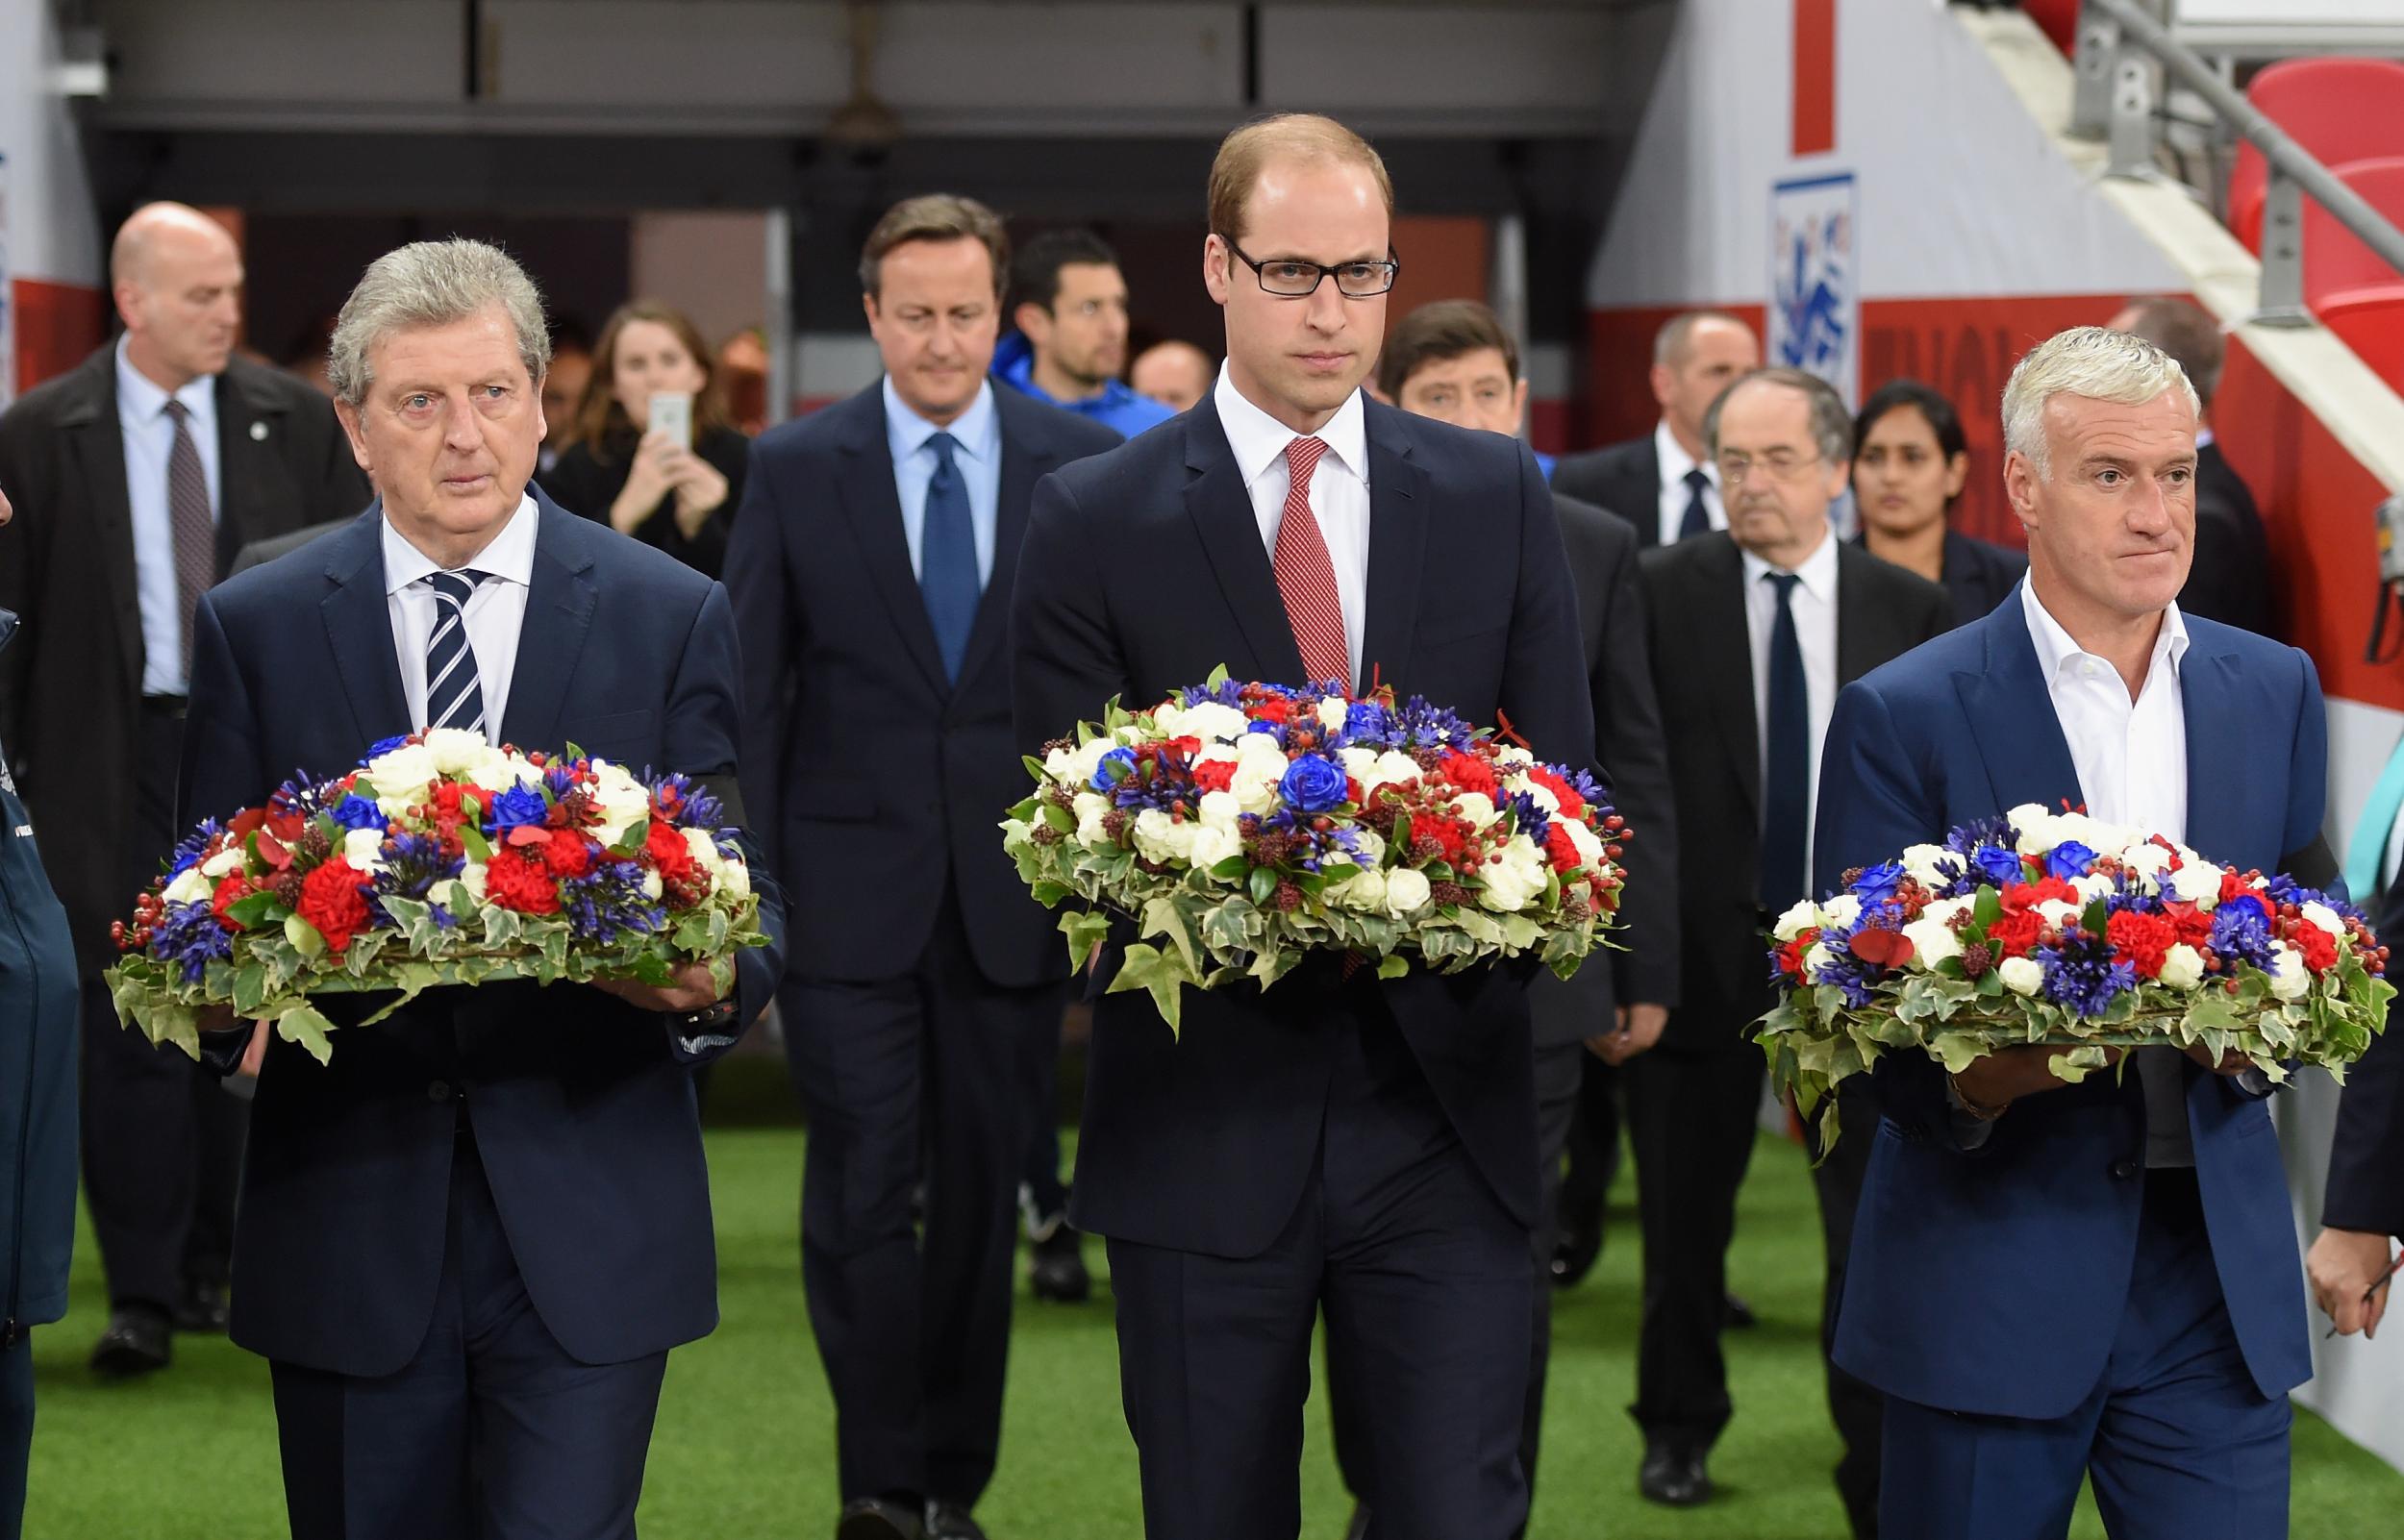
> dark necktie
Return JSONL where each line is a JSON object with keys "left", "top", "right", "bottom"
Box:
{"left": 919, "top": 432, "right": 980, "bottom": 682}
{"left": 1759, "top": 571, "right": 1811, "bottom": 909}
{"left": 163, "top": 400, "right": 214, "bottom": 680}
{"left": 423, "top": 570, "right": 490, "bottom": 736}
{"left": 1677, "top": 466, "right": 1713, "bottom": 541}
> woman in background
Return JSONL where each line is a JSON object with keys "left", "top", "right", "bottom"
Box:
{"left": 1852, "top": 378, "right": 2025, "bottom": 626}
{"left": 540, "top": 300, "right": 749, "bottom": 579}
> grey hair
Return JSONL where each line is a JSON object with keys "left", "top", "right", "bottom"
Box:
{"left": 1701, "top": 367, "right": 1854, "bottom": 465}
{"left": 1653, "top": 309, "right": 1751, "bottom": 369}
{"left": 326, "top": 238, "right": 551, "bottom": 408}
{"left": 2001, "top": 326, "right": 2198, "bottom": 480}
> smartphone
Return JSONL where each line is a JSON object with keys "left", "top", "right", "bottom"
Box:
{"left": 647, "top": 391, "right": 693, "bottom": 449}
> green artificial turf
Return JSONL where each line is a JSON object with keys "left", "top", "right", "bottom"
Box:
{"left": 23, "top": 1073, "right": 2404, "bottom": 1537}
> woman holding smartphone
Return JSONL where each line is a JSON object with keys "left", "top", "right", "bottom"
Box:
{"left": 541, "top": 300, "right": 750, "bottom": 578}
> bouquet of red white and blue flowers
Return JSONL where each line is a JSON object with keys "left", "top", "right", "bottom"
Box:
{"left": 1754, "top": 802, "right": 2394, "bottom": 1148}
{"left": 1003, "top": 668, "right": 1631, "bottom": 1031}
{"left": 105, "top": 728, "right": 768, "bottom": 1063}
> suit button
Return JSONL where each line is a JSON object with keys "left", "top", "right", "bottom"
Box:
{"left": 428, "top": 1080, "right": 451, "bottom": 1103}
{"left": 2110, "top": 1157, "right": 2139, "bottom": 1180}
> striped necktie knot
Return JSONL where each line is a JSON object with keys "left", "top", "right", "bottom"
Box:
{"left": 422, "top": 569, "right": 490, "bottom": 736}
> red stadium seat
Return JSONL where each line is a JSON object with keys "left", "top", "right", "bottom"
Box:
{"left": 2022, "top": 0, "right": 2079, "bottom": 57}
{"left": 2229, "top": 58, "right": 2404, "bottom": 251}
{"left": 2300, "top": 157, "right": 2404, "bottom": 311}
{"left": 2318, "top": 288, "right": 2404, "bottom": 392}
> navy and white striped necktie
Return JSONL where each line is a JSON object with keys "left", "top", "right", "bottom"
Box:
{"left": 422, "top": 569, "right": 490, "bottom": 736}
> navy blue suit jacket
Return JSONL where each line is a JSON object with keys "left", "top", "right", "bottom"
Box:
{"left": 1011, "top": 393, "right": 1595, "bottom": 1257}
{"left": 727, "top": 383, "right": 1120, "bottom": 988}
{"left": 1813, "top": 591, "right": 2321, "bottom": 1416}
{"left": 179, "top": 495, "right": 787, "bottom": 1377}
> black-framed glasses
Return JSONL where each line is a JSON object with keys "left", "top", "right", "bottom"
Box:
{"left": 1221, "top": 237, "right": 1399, "bottom": 298}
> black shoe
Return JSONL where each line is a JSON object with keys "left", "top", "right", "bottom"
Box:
{"left": 837, "top": 1498, "right": 923, "bottom": 1540}
{"left": 1344, "top": 1503, "right": 1373, "bottom": 1540}
{"left": 89, "top": 1306, "right": 172, "bottom": 1379}
{"left": 174, "top": 1278, "right": 231, "bottom": 1334}
{"left": 925, "top": 1501, "right": 989, "bottom": 1540}
{"left": 1724, "top": 1291, "right": 1757, "bottom": 1329}
{"left": 1640, "top": 1443, "right": 1713, "bottom": 1506}
{"left": 1549, "top": 1216, "right": 1603, "bottom": 1288}
{"left": 1029, "top": 1222, "right": 1091, "bottom": 1304}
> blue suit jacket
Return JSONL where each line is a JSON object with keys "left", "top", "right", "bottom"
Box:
{"left": 728, "top": 383, "right": 1120, "bottom": 988}
{"left": 1813, "top": 589, "right": 2321, "bottom": 1417}
{"left": 179, "top": 494, "right": 787, "bottom": 1377}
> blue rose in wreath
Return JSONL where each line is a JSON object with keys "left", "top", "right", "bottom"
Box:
{"left": 1279, "top": 754, "right": 1350, "bottom": 814}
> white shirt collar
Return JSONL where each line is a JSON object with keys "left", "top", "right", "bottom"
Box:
{"left": 2019, "top": 579, "right": 2189, "bottom": 684}
{"left": 1655, "top": 418, "right": 1713, "bottom": 490}
{"left": 382, "top": 494, "right": 540, "bottom": 596}
{"left": 1738, "top": 523, "right": 1839, "bottom": 603}
{"left": 114, "top": 335, "right": 216, "bottom": 430}
{"left": 883, "top": 375, "right": 999, "bottom": 466}
{"left": 1214, "top": 362, "right": 1369, "bottom": 488}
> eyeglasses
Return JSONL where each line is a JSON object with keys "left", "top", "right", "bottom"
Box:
{"left": 1715, "top": 449, "right": 1825, "bottom": 485}
{"left": 1220, "top": 237, "right": 1400, "bottom": 299}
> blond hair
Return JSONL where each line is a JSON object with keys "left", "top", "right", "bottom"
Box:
{"left": 2001, "top": 326, "right": 2198, "bottom": 480}
{"left": 1207, "top": 114, "right": 1393, "bottom": 243}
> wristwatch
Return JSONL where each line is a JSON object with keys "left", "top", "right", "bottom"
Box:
{"left": 668, "top": 996, "right": 739, "bottom": 1037}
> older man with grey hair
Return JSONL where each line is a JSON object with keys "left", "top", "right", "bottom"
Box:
{"left": 1814, "top": 325, "right": 2331, "bottom": 1538}
{"left": 1629, "top": 366, "right": 1950, "bottom": 1528}
{"left": 177, "top": 238, "right": 786, "bottom": 1540}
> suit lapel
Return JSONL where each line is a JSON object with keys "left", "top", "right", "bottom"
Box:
{"left": 1183, "top": 398, "right": 1307, "bottom": 685}
{"left": 2179, "top": 631, "right": 2244, "bottom": 859}
{"left": 211, "top": 362, "right": 288, "bottom": 569}
{"left": 1358, "top": 403, "right": 1426, "bottom": 692}
{"left": 317, "top": 510, "right": 413, "bottom": 749}
{"left": 498, "top": 497, "right": 600, "bottom": 754}
{"left": 1692, "top": 536, "right": 1762, "bottom": 819}
{"left": 958, "top": 393, "right": 1050, "bottom": 692}
{"left": 58, "top": 355, "right": 142, "bottom": 695}
{"left": 1835, "top": 543, "right": 1906, "bottom": 686}
{"left": 1954, "top": 602, "right": 2083, "bottom": 816}
{"left": 837, "top": 390, "right": 951, "bottom": 697}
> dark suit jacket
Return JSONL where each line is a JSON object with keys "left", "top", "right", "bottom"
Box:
{"left": 1641, "top": 533, "right": 1952, "bottom": 1055}
{"left": 0, "top": 346, "right": 371, "bottom": 973}
{"left": 727, "top": 383, "right": 1120, "bottom": 989}
{"left": 2181, "top": 439, "right": 2276, "bottom": 636}
{"left": 233, "top": 517, "right": 349, "bottom": 576}
{"left": 1012, "top": 393, "right": 1595, "bottom": 1258}
{"left": 179, "top": 496, "right": 787, "bottom": 1377}
{"left": 1552, "top": 434, "right": 1662, "bottom": 545}
{"left": 1815, "top": 599, "right": 2323, "bottom": 1416}
{"left": 1527, "top": 490, "right": 1679, "bottom": 1049}
{"left": 2324, "top": 868, "right": 2404, "bottom": 1239}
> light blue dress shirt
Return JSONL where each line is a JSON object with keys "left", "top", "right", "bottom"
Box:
{"left": 114, "top": 337, "right": 222, "bottom": 695}
{"left": 883, "top": 376, "right": 1001, "bottom": 590}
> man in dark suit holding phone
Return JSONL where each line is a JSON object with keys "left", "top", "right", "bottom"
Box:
{"left": 728, "top": 195, "right": 1120, "bottom": 1540}
{"left": 1013, "top": 115, "right": 1594, "bottom": 1540}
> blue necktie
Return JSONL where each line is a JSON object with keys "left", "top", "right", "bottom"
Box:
{"left": 423, "top": 569, "right": 489, "bottom": 736}
{"left": 1677, "top": 467, "right": 1713, "bottom": 541}
{"left": 1760, "top": 571, "right": 1812, "bottom": 909}
{"left": 920, "top": 432, "right": 980, "bottom": 682}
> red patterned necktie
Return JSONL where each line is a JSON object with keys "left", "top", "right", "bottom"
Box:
{"left": 1272, "top": 436, "right": 1348, "bottom": 689}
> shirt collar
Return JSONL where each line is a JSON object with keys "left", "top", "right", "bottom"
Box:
{"left": 1655, "top": 418, "right": 1713, "bottom": 489}
{"left": 883, "top": 375, "right": 1000, "bottom": 469}
{"left": 115, "top": 335, "right": 217, "bottom": 431}
{"left": 1213, "top": 361, "right": 1369, "bottom": 489}
{"left": 2019, "top": 579, "right": 2189, "bottom": 683}
{"left": 1738, "top": 523, "right": 1839, "bottom": 603}
{"left": 382, "top": 494, "right": 540, "bottom": 597}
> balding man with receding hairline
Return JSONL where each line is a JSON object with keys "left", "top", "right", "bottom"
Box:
{"left": 1556, "top": 310, "right": 1761, "bottom": 547}
{"left": 0, "top": 201, "right": 367, "bottom": 1381}
{"left": 1129, "top": 338, "right": 1214, "bottom": 414}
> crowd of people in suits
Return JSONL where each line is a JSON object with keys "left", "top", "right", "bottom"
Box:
{"left": 0, "top": 104, "right": 2393, "bottom": 1540}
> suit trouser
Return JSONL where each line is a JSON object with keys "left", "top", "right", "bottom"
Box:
{"left": 268, "top": 1135, "right": 668, "bottom": 1540}
{"left": 1108, "top": 995, "right": 1533, "bottom": 1540}
{"left": 784, "top": 889, "right": 1060, "bottom": 1509}
{"left": 1, "top": 1334, "right": 30, "bottom": 1540}
{"left": 1622, "top": 1037, "right": 1765, "bottom": 1451}
{"left": 1017, "top": 1006, "right": 1072, "bottom": 1225}
{"left": 1329, "top": 1037, "right": 1583, "bottom": 1539}
{"left": 1879, "top": 1167, "right": 2290, "bottom": 1540}
{"left": 1807, "top": 1077, "right": 1887, "bottom": 1539}
{"left": 1553, "top": 1055, "right": 1623, "bottom": 1264}
{"left": 81, "top": 706, "right": 246, "bottom": 1313}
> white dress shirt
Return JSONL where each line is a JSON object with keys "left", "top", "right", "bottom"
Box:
{"left": 1214, "top": 364, "right": 1371, "bottom": 686}
{"left": 115, "top": 337, "right": 223, "bottom": 695}
{"left": 1741, "top": 528, "right": 1841, "bottom": 882}
{"left": 382, "top": 496, "right": 539, "bottom": 743}
{"left": 1655, "top": 419, "right": 1725, "bottom": 547}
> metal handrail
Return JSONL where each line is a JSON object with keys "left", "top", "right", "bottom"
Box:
{"left": 2072, "top": 0, "right": 2404, "bottom": 326}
